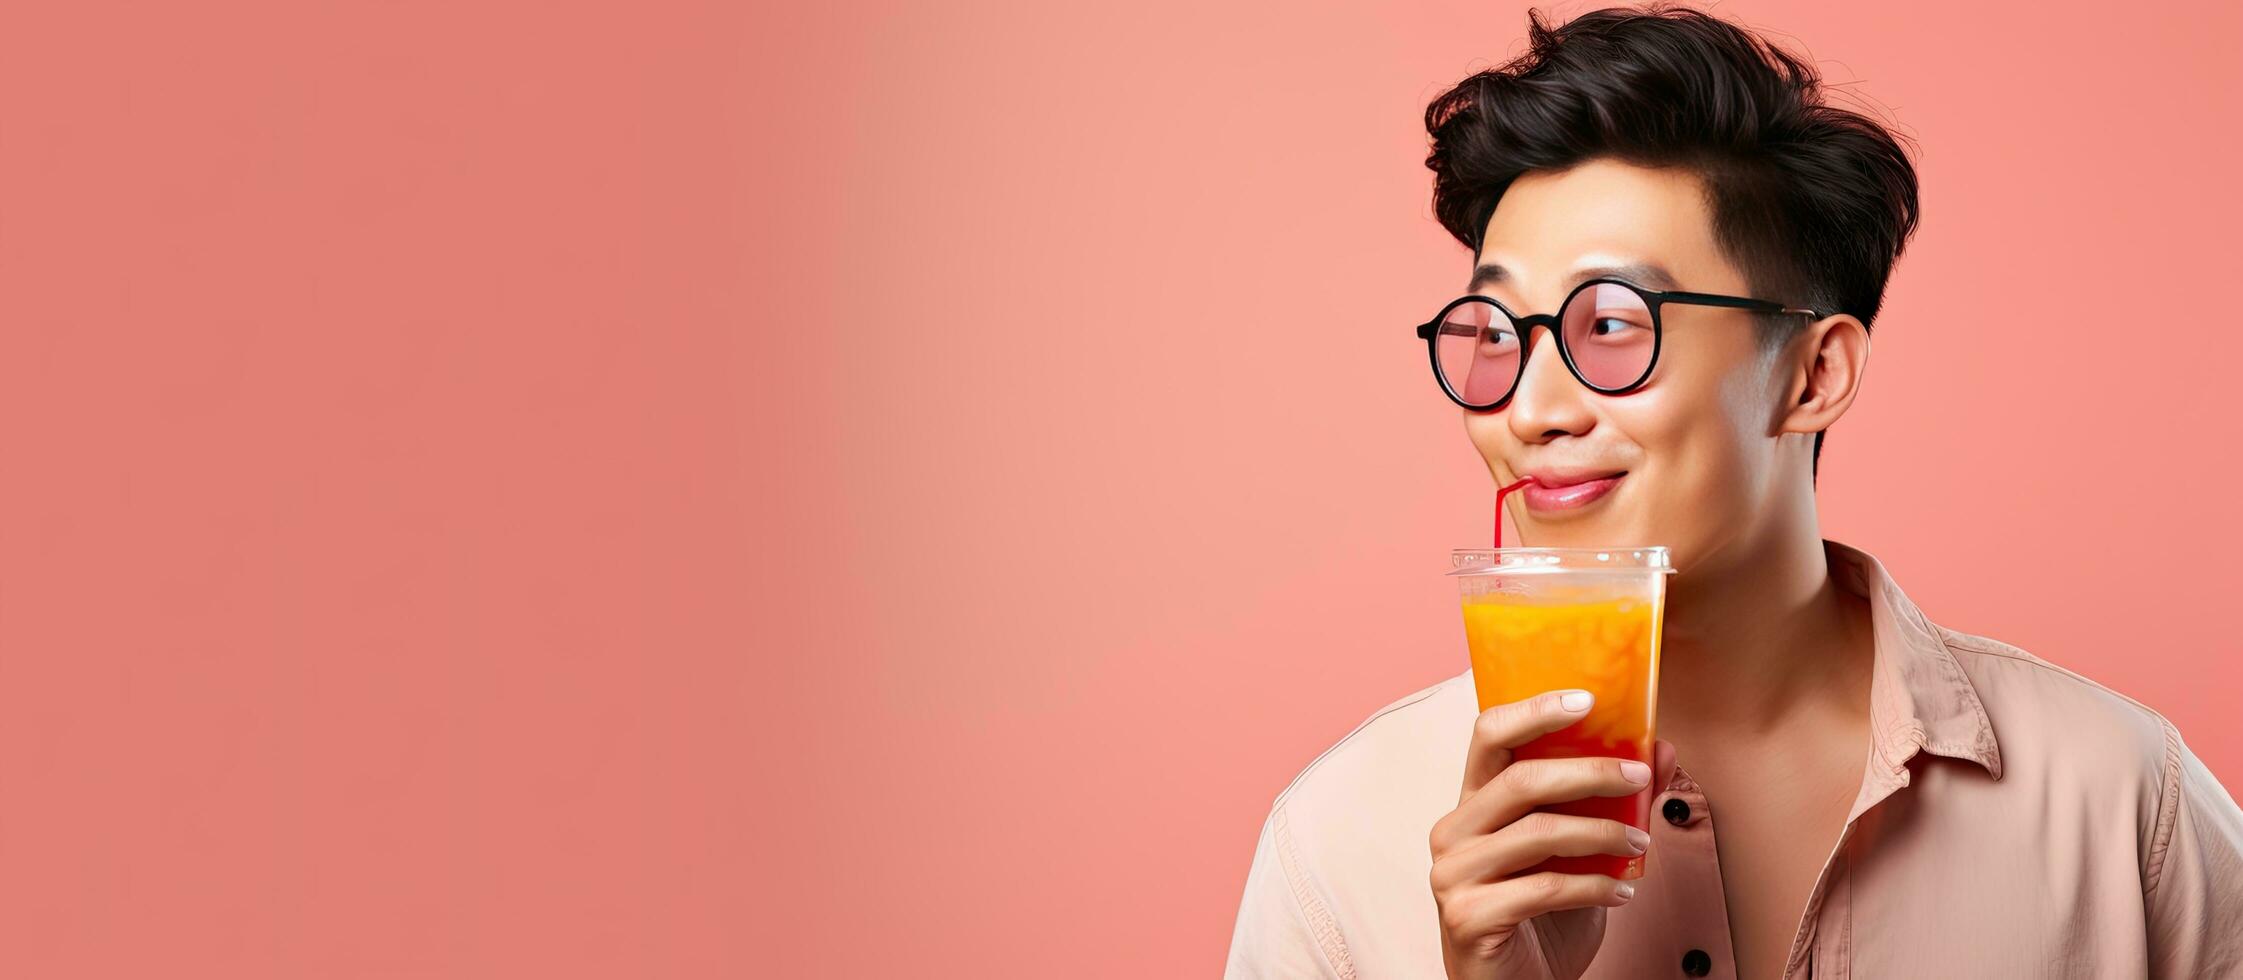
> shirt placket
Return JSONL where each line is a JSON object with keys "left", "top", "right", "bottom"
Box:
{"left": 1657, "top": 767, "right": 1739, "bottom": 979}
{"left": 1781, "top": 743, "right": 1910, "bottom": 979}
{"left": 1779, "top": 819, "right": 1856, "bottom": 979}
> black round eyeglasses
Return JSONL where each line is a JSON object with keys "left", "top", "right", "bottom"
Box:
{"left": 1412, "top": 276, "right": 1822, "bottom": 411}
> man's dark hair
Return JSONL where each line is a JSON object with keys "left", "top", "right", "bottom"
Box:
{"left": 1423, "top": 3, "right": 1921, "bottom": 478}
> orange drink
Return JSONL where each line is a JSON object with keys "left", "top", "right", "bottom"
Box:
{"left": 1450, "top": 547, "right": 1674, "bottom": 880}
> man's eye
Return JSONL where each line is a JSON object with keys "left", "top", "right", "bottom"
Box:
{"left": 1589, "top": 316, "right": 1647, "bottom": 338}
{"left": 1478, "top": 329, "right": 1517, "bottom": 353}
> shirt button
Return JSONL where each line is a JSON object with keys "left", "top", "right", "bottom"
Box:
{"left": 1662, "top": 797, "right": 1692, "bottom": 826}
{"left": 1681, "top": 948, "right": 1712, "bottom": 976}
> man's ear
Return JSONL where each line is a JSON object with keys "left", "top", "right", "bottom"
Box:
{"left": 1780, "top": 313, "right": 1870, "bottom": 438}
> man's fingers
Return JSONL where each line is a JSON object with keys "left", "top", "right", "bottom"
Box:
{"left": 1438, "top": 756, "right": 1654, "bottom": 848}
{"left": 1653, "top": 738, "right": 1677, "bottom": 794}
{"left": 1459, "top": 689, "right": 1596, "bottom": 801}
{"left": 1430, "top": 813, "right": 1649, "bottom": 891}
{"left": 1438, "top": 872, "right": 1635, "bottom": 939}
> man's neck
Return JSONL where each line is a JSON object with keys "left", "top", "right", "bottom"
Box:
{"left": 1655, "top": 510, "right": 1876, "bottom": 744}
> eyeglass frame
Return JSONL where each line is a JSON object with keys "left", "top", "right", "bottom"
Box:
{"left": 1412, "top": 276, "right": 1824, "bottom": 411}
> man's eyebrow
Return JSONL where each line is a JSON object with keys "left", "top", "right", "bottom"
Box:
{"left": 1467, "top": 260, "right": 1683, "bottom": 294}
{"left": 1467, "top": 262, "right": 1509, "bottom": 293}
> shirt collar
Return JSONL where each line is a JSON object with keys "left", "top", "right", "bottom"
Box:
{"left": 1824, "top": 539, "right": 2003, "bottom": 814}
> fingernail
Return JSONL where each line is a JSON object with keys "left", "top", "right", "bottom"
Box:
{"left": 1615, "top": 882, "right": 1636, "bottom": 901}
{"left": 1558, "top": 691, "right": 1593, "bottom": 712}
{"left": 1619, "top": 760, "right": 1651, "bottom": 784}
{"left": 1624, "top": 826, "right": 1650, "bottom": 854}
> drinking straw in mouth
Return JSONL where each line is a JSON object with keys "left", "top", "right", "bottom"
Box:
{"left": 1494, "top": 476, "right": 1534, "bottom": 548}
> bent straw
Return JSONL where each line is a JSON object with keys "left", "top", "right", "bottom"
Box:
{"left": 1494, "top": 476, "right": 1534, "bottom": 549}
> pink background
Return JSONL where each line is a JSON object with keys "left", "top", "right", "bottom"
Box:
{"left": 2, "top": 0, "right": 2238, "bottom": 976}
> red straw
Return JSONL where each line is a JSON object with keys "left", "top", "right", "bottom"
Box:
{"left": 1493, "top": 476, "right": 1534, "bottom": 548}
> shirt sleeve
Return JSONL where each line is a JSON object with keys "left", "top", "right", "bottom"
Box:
{"left": 2144, "top": 724, "right": 2243, "bottom": 979}
{"left": 1223, "top": 802, "right": 1348, "bottom": 980}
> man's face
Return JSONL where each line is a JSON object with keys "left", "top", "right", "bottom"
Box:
{"left": 1466, "top": 158, "right": 1795, "bottom": 571}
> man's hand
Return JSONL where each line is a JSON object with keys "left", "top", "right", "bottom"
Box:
{"left": 1428, "top": 690, "right": 1676, "bottom": 979}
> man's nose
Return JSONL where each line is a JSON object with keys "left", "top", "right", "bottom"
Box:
{"left": 1505, "top": 324, "right": 1597, "bottom": 443}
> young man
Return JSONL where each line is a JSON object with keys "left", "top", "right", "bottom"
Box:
{"left": 1224, "top": 6, "right": 2243, "bottom": 979}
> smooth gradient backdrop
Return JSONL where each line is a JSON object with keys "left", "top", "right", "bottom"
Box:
{"left": 3, "top": 0, "right": 2239, "bottom": 976}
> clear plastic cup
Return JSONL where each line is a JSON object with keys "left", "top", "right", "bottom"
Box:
{"left": 1449, "top": 546, "right": 1676, "bottom": 880}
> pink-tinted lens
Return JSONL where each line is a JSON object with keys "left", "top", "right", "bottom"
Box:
{"left": 1435, "top": 301, "right": 1519, "bottom": 406}
{"left": 1561, "top": 283, "right": 1657, "bottom": 390}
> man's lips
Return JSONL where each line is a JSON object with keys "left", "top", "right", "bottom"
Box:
{"left": 1519, "top": 470, "right": 1626, "bottom": 512}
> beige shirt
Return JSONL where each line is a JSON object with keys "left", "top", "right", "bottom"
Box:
{"left": 1224, "top": 540, "right": 2243, "bottom": 979}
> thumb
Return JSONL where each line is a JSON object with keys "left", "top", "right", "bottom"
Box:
{"left": 1653, "top": 738, "right": 1678, "bottom": 792}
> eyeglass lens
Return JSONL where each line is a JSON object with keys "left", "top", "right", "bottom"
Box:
{"left": 1433, "top": 283, "right": 1658, "bottom": 406}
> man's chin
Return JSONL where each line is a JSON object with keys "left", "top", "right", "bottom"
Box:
{"left": 1519, "top": 523, "right": 1649, "bottom": 550}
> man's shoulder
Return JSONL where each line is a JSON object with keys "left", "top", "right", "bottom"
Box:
{"left": 1935, "top": 625, "right": 2180, "bottom": 790}
{"left": 1237, "top": 673, "right": 1474, "bottom": 977}
{"left": 1273, "top": 670, "right": 1478, "bottom": 811}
